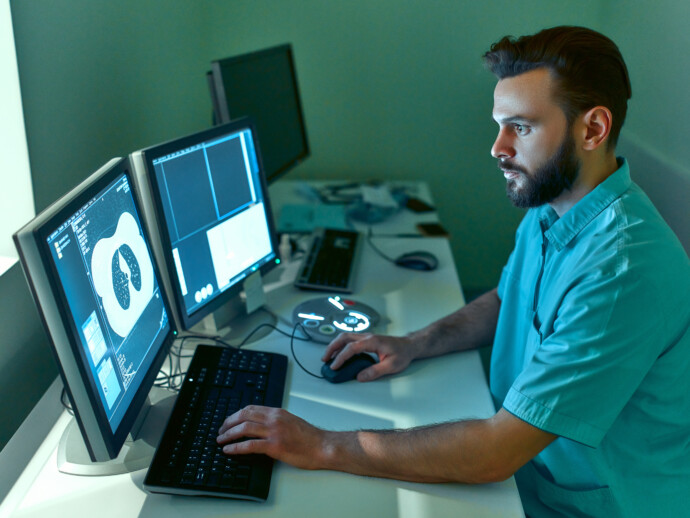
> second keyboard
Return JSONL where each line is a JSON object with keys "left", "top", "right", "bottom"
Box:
{"left": 294, "top": 227, "right": 362, "bottom": 293}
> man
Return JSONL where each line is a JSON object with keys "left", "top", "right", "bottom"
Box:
{"left": 218, "top": 26, "right": 690, "bottom": 516}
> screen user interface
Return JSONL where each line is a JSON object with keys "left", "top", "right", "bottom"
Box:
{"left": 149, "top": 127, "right": 276, "bottom": 320}
{"left": 45, "top": 173, "right": 171, "bottom": 432}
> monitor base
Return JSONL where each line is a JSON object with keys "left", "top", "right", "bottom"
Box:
{"left": 194, "top": 297, "right": 277, "bottom": 346}
{"left": 56, "top": 387, "right": 175, "bottom": 476}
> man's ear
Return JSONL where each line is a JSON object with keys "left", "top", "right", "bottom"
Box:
{"left": 581, "top": 106, "right": 613, "bottom": 150}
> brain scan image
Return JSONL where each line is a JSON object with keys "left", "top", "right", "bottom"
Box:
{"left": 91, "top": 212, "right": 154, "bottom": 337}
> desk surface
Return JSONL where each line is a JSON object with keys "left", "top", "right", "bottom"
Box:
{"left": 2, "top": 183, "right": 524, "bottom": 518}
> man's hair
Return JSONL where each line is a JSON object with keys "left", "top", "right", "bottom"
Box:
{"left": 483, "top": 26, "right": 632, "bottom": 148}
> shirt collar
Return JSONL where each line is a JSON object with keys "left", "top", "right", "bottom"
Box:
{"left": 536, "top": 158, "right": 631, "bottom": 251}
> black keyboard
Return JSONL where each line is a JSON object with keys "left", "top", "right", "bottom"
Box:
{"left": 144, "top": 345, "right": 288, "bottom": 501}
{"left": 294, "top": 227, "right": 362, "bottom": 293}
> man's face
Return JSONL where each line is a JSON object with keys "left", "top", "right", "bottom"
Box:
{"left": 491, "top": 68, "right": 581, "bottom": 208}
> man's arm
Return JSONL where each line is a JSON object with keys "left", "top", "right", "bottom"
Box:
{"left": 324, "top": 288, "right": 501, "bottom": 381}
{"left": 217, "top": 405, "right": 556, "bottom": 484}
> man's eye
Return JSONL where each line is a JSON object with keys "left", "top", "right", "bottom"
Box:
{"left": 514, "top": 124, "right": 530, "bottom": 135}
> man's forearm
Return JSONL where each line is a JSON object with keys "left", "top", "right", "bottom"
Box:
{"left": 407, "top": 288, "right": 500, "bottom": 360}
{"left": 318, "top": 411, "right": 518, "bottom": 484}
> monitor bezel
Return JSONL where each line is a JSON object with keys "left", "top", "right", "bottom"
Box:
{"left": 209, "top": 43, "right": 310, "bottom": 183}
{"left": 13, "top": 157, "right": 176, "bottom": 461}
{"left": 139, "top": 118, "right": 280, "bottom": 331}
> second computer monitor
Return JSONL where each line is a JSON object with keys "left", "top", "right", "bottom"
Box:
{"left": 137, "top": 119, "right": 280, "bottom": 332}
{"left": 209, "top": 43, "right": 310, "bottom": 183}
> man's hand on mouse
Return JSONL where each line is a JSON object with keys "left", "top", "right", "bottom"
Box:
{"left": 322, "top": 332, "right": 418, "bottom": 382}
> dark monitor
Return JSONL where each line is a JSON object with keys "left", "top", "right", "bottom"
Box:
{"left": 208, "top": 43, "right": 309, "bottom": 183}
{"left": 132, "top": 118, "right": 280, "bottom": 334}
{"left": 13, "top": 157, "right": 175, "bottom": 473}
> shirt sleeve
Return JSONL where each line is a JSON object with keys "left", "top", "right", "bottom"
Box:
{"left": 503, "top": 264, "right": 667, "bottom": 447}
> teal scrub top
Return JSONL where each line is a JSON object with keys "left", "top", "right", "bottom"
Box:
{"left": 491, "top": 159, "right": 690, "bottom": 517}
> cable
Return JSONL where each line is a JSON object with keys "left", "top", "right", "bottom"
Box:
{"left": 365, "top": 226, "right": 398, "bottom": 264}
{"left": 290, "top": 322, "right": 325, "bottom": 379}
{"left": 60, "top": 387, "right": 74, "bottom": 415}
{"left": 155, "top": 320, "right": 324, "bottom": 387}
{"left": 59, "top": 317, "right": 327, "bottom": 414}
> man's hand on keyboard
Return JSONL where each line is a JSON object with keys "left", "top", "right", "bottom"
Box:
{"left": 217, "top": 406, "right": 327, "bottom": 470}
{"left": 322, "top": 332, "right": 418, "bottom": 382}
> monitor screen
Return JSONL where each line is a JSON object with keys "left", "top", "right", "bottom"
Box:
{"left": 209, "top": 43, "right": 309, "bottom": 183}
{"left": 138, "top": 119, "right": 280, "bottom": 331}
{"left": 14, "top": 157, "right": 174, "bottom": 462}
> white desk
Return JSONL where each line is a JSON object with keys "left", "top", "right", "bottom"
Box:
{"left": 2, "top": 184, "right": 524, "bottom": 518}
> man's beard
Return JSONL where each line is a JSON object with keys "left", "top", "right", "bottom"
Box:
{"left": 500, "top": 133, "right": 581, "bottom": 209}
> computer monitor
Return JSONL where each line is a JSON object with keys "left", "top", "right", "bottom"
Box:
{"left": 13, "top": 157, "right": 176, "bottom": 475}
{"left": 132, "top": 118, "right": 280, "bottom": 335}
{"left": 208, "top": 43, "right": 310, "bottom": 183}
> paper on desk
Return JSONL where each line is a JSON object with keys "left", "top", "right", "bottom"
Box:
{"left": 361, "top": 184, "right": 399, "bottom": 208}
{"left": 278, "top": 204, "right": 349, "bottom": 233}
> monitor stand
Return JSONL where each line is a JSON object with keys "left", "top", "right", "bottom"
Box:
{"left": 194, "top": 296, "right": 276, "bottom": 345}
{"left": 56, "top": 387, "right": 175, "bottom": 476}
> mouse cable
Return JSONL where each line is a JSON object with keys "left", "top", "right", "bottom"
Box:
{"left": 290, "top": 322, "right": 325, "bottom": 379}
{"left": 185, "top": 320, "right": 325, "bottom": 380}
{"left": 365, "top": 226, "right": 398, "bottom": 264}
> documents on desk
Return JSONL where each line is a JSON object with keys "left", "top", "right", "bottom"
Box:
{"left": 277, "top": 203, "right": 349, "bottom": 233}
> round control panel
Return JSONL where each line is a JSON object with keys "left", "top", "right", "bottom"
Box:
{"left": 292, "top": 296, "right": 381, "bottom": 344}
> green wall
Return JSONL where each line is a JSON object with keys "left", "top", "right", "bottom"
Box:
{"left": 10, "top": 0, "right": 216, "bottom": 209}
{"left": 203, "top": 1, "right": 604, "bottom": 293}
{"left": 10, "top": 0, "right": 607, "bottom": 295}
{"left": 601, "top": 0, "right": 690, "bottom": 176}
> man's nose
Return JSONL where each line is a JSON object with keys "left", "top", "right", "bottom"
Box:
{"left": 491, "top": 128, "right": 515, "bottom": 159}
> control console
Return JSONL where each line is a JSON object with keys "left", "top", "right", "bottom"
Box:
{"left": 292, "top": 296, "right": 380, "bottom": 344}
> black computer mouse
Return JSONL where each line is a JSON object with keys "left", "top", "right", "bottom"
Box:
{"left": 394, "top": 251, "right": 438, "bottom": 271}
{"left": 321, "top": 353, "right": 377, "bottom": 383}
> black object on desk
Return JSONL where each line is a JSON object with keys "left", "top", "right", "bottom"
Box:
{"left": 144, "top": 345, "right": 287, "bottom": 501}
{"left": 321, "top": 353, "right": 377, "bottom": 383}
{"left": 294, "top": 228, "right": 362, "bottom": 293}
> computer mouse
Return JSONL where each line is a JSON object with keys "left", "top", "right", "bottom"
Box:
{"left": 394, "top": 251, "right": 438, "bottom": 271}
{"left": 321, "top": 353, "right": 377, "bottom": 383}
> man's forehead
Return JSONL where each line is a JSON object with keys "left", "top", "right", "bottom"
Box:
{"left": 492, "top": 68, "right": 558, "bottom": 121}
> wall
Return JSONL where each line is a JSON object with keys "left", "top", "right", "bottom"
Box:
{"left": 10, "top": 0, "right": 217, "bottom": 213}
{"left": 602, "top": 0, "right": 689, "bottom": 180}
{"left": 10, "top": 1, "right": 604, "bottom": 295}
{"left": 0, "top": 263, "right": 57, "bottom": 450}
{"left": 202, "top": 1, "right": 602, "bottom": 294}
{"left": 601, "top": 0, "right": 690, "bottom": 252}
{"left": 0, "top": 0, "right": 34, "bottom": 259}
